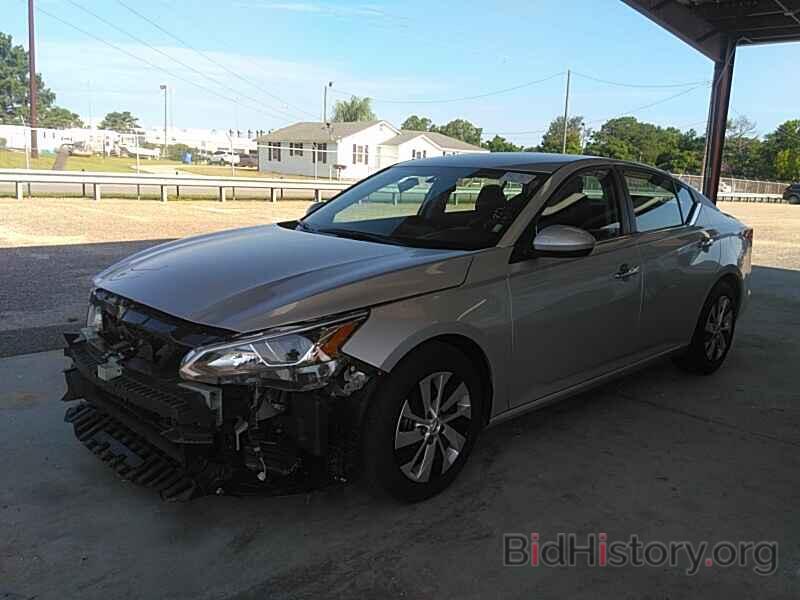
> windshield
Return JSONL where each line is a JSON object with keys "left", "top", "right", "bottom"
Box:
{"left": 299, "top": 166, "right": 548, "bottom": 250}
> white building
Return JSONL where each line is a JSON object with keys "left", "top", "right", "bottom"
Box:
{"left": 257, "top": 120, "right": 487, "bottom": 179}
{"left": 0, "top": 124, "right": 258, "bottom": 158}
{"left": 0, "top": 124, "right": 144, "bottom": 155}
{"left": 143, "top": 127, "right": 257, "bottom": 154}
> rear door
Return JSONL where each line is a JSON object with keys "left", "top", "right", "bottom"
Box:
{"left": 620, "top": 169, "right": 720, "bottom": 353}
{"left": 507, "top": 167, "right": 644, "bottom": 408}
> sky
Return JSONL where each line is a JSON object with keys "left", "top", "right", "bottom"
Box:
{"left": 4, "top": 0, "right": 799, "bottom": 145}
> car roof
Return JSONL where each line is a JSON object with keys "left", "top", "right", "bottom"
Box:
{"left": 398, "top": 151, "right": 671, "bottom": 175}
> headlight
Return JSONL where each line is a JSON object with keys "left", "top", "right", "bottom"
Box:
{"left": 179, "top": 311, "right": 368, "bottom": 389}
{"left": 86, "top": 300, "right": 103, "bottom": 332}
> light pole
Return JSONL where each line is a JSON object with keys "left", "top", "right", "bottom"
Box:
{"left": 323, "top": 81, "right": 333, "bottom": 125}
{"left": 159, "top": 84, "right": 168, "bottom": 159}
{"left": 27, "top": 0, "right": 39, "bottom": 158}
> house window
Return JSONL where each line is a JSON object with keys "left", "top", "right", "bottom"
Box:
{"left": 351, "top": 144, "right": 369, "bottom": 164}
{"left": 268, "top": 142, "right": 282, "bottom": 161}
{"left": 422, "top": 150, "right": 427, "bottom": 158}
{"left": 314, "top": 143, "right": 327, "bottom": 164}
{"left": 289, "top": 142, "right": 304, "bottom": 157}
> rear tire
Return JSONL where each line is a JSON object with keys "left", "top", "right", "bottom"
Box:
{"left": 788, "top": 194, "right": 800, "bottom": 205}
{"left": 674, "top": 280, "right": 738, "bottom": 375}
{"left": 362, "top": 341, "right": 483, "bottom": 502}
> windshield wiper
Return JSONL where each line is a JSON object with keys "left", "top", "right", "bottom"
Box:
{"left": 316, "top": 228, "right": 402, "bottom": 245}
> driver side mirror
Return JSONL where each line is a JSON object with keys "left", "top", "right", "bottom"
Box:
{"left": 532, "top": 225, "right": 595, "bottom": 258}
{"left": 304, "top": 202, "right": 324, "bottom": 217}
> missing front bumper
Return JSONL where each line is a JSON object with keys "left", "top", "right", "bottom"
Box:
{"left": 60, "top": 333, "right": 371, "bottom": 500}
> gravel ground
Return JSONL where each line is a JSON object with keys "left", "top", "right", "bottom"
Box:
{"left": 0, "top": 197, "right": 312, "bottom": 247}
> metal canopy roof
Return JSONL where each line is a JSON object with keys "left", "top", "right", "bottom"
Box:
{"left": 623, "top": 0, "right": 800, "bottom": 62}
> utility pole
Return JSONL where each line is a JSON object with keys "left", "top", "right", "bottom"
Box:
{"left": 323, "top": 81, "right": 333, "bottom": 125}
{"left": 27, "top": 0, "right": 39, "bottom": 158}
{"left": 561, "top": 69, "right": 571, "bottom": 154}
{"left": 159, "top": 84, "right": 168, "bottom": 159}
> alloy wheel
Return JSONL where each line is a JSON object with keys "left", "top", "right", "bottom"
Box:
{"left": 394, "top": 371, "right": 472, "bottom": 483}
{"left": 704, "top": 294, "right": 734, "bottom": 361}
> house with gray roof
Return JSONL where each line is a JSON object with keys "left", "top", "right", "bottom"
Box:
{"left": 257, "top": 120, "right": 487, "bottom": 179}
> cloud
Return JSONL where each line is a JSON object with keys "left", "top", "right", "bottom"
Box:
{"left": 231, "top": 1, "right": 407, "bottom": 23}
{"left": 37, "top": 40, "right": 445, "bottom": 130}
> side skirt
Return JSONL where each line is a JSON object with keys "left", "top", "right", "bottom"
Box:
{"left": 487, "top": 345, "right": 687, "bottom": 428}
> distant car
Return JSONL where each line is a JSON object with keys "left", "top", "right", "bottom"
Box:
{"left": 68, "top": 142, "right": 93, "bottom": 157}
{"left": 209, "top": 151, "right": 240, "bottom": 165}
{"left": 783, "top": 183, "right": 800, "bottom": 204}
{"left": 238, "top": 153, "right": 258, "bottom": 168}
{"left": 61, "top": 153, "right": 753, "bottom": 502}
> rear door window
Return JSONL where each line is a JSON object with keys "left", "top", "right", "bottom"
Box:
{"left": 623, "top": 170, "right": 683, "bottom": 232}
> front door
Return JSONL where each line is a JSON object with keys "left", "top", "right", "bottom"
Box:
{"left": 508, "top": 167, "right": 643, "bottom": 408}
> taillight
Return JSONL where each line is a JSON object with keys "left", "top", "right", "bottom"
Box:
{"left": 743, "top": 228, "right": 753, "bottom": 243}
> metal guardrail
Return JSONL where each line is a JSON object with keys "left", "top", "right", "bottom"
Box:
{"left": 0, "top": 168, "right": 351, "bottom": 202}
{"left": 0, "top": 168, "right": 786, "bottom": 204}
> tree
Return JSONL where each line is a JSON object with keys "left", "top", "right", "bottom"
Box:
{"left": 40, "top": 106, "right": 84, "bottom": 129}
{"left": 432, "top": 119, "right": 482, "bottom": 146}
{"left": 481, "top": 135, "right": 522, "bottom": 152}
{"left": 538, "top": 116, "right": 586, "bottom": 154}
{"left": 723, "top": 116, "right": 762, "bottom": 178}
{"left": 761, "top": 119, "right": 800, "bottom": 181}
{"left": 401, "top": 115, "right": 432, "bottom": 131}
{"left": 331, "top": 96, "right": 376, "bottom": 122}
{"left": 586, "top": 116, "right": 670, "bottom": 164}
{"left": 99, "top": 111, "right": 140, "bottom": 133}
{"left": 1, "top": 32, "right": 57, "bottom": 124}
{"left": 656, "top": 128, "right": 705, "bottom": 174}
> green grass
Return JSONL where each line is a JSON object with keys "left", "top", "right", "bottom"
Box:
{"left": 180, "top": 165, "right": 321, "bottom": 180}
{"left": 0, "top": 150, "right": 181, "bottom": 172}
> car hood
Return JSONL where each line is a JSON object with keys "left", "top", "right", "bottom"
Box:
{"left": 94, "top": 224, "right": 473, "bottom": 332}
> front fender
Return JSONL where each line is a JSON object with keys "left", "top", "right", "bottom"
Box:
{"left": 342, "top": 281, "right": 513, "bottom": 416}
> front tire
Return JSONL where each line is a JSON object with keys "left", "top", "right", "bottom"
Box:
{"left": 788, "top": 194, "right": 800, "bottom": 205}
{"left": 674, "top": 280, "right": 738, "bottom": 375}
{"left": 362, "top": 342, "right": 483, "bottom": 502}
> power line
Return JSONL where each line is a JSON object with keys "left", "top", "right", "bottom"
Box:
{"left": 332, "top": 72, "right": 565, "bottom": 104}
{"left": 37, "top": 4, "right": 291, "bottom": 125}
{"left": 585, "top": 84, "right": 709, "bottom": 125}
{"left": 113, "top": 0, "right": 317, "bottom": 119}
{"left": 571, "top": 71, "right": 709, "bottom": 89}
{"left": 483, "top": 84, "right": 709, "bottom": 138}
{"left": 63, "top": 0, "right": 298, "bottom": 122}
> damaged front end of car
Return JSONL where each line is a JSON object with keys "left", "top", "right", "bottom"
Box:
{"left": 61, "top": 289, "right": 381, "bottom": 501}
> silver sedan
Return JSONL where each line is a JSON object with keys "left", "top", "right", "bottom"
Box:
{"left": 63, "top": 153, "right": 753, "bottom": 502}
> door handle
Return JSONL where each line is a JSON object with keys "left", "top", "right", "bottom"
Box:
{"left": 614, "top": 264, "right": 640, "bottom": 280}
{"left": 698, "top": 237, "right": 715, "bottom": 251}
